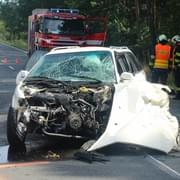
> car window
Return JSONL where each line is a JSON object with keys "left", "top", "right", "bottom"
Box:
{"left": 125, "top": 52, "right": 142, "bottom": 73}
{"left": 114, "top": 52, "right": 124, "bottom": 75}
{"left": 25, "top": 50, "right": 48, "bottom": 71}
{"left": 115, "top": 52, "right": 132, "bottom": 74}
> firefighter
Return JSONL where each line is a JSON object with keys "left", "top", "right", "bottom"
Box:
{"left": 171, "top": 35, "right": 180, "bottom": 46}
{"left": 151, "top": 34, "right": 171, "bottom": 84}
{"left": 173, "top": 35, "right": 180, "bottom": 98}
{"left": 170, "top": 35, "right": 180, "bottom": 63}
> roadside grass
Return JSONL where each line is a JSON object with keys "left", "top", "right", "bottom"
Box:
{"left": 0, "top": 20, "right": 27, "bottom": 50}
{"left": 0, "top": 38, "right": 27, "bottom": 50}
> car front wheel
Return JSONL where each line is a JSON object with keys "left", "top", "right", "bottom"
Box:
{"left": 7, "top": 106, "right": 27, "bottom": 147}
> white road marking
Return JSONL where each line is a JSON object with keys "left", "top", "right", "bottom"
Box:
{"left": 0, "top": 90, "right": 13, "bottom": 93}
{"left": 146, "top": 154, "right": 180, "bottom": 179}
{"left": 0, "top": 79, "right": 15, "bottom": 83}
{"left": 8, "top": 66, "right": 15, "bottom": 71}
{"left": 0, "top": 43, "right": 27, "bottom": 54}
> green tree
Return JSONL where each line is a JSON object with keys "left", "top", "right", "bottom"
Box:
{"left": 0, "top": 1, "right": 20, "bottom": 40}
{"left": 0, "top": 0, "right": 179, "bottom": 53}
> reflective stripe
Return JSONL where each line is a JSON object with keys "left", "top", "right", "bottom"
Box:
{"left": 175, "top": 59, "right": 180, "bottom": 63}
{"left": 154, "top": 59, "right": 169, "bottom": 69}
{"left": 176, "top": 52, "right": 180, "bottom": 57}
{"left": 175, "top": 54, "right": 180, "bottom": 58}
{"left": 154, "top": 65, "right": 168, "bottom": 69}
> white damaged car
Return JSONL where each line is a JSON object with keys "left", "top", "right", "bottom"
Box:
{"left": 7, "top": 46, "right": 179, "bottom": 153}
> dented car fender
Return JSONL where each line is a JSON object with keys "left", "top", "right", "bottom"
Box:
{"left": 88, "top": 80, "right": 179, "bottom": 153}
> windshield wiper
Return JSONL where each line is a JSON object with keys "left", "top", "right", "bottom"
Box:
{"left": 68, "top": 75, "right": 103, "bottom": 83}
{"left": 25, "top": 76, "right": 54, "bottom": 81}
{"left": 24, "top": 76, "right": 68, "bottom": 86}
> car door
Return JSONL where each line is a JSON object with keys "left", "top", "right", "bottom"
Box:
{"left": 114, "top": 51, "right": 146, "bottom": 113}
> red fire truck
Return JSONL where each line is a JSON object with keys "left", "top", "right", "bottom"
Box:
{"left": 28, "top": 8, "right": 108, "bottom": 55}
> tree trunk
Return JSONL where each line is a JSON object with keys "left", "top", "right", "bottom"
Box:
{"left": 147, "top": 0, "right": 157, "bottom": 53}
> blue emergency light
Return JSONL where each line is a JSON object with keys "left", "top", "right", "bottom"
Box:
{"left": 50, "top": 8, "right": 79, "bottom": 14}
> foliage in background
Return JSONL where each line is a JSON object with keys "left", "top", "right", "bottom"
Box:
{"left": 0, "top": 0, "right": 179, "bottom": 60}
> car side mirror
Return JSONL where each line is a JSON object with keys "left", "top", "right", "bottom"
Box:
{"left": 120, "top": 72, "right": 133, "bottom": 81}
{"left": 16, "top": 70, "right": 29, "bottom": 85}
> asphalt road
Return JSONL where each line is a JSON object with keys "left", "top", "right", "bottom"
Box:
{"left": 0, "top": 44, "right": 180, "bottom": 180}
{"left": 0, "top": 44, "right": 27, "bottom": 113}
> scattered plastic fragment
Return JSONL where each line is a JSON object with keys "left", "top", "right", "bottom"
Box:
{"left": 43, "top": 150, "right": 61, "bottom": 160}
{"left": 74, "top": 150, "right": 109, "bottom": 163}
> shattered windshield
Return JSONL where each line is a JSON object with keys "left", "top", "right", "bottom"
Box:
{"left": 28, "top": 51, "right": 116, "bottom": 83}
{"left": 43, "top": 18, "right": 85, "bottom": 35}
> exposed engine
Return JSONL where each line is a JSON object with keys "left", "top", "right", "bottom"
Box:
{"left": 18, "top": 83, "right": 114, "bottom": 139}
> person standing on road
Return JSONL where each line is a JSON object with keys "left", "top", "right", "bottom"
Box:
{"left": 151, "top": 34, "right": 171, "bottom": 85}
{"left": 172, "top": 35, "right": 180, "bottom": 98}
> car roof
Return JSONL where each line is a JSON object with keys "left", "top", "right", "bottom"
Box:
{"left": 47, "top": 46, "right": 132, "bottom": 55}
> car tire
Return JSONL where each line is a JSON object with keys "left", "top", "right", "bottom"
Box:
{"left": 7, "top": 106, "right": 26, "bottom": 147}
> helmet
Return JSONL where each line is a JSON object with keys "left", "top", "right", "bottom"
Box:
{"left": 175, "top": 36, "right": 180, "bottom": 43}
{"left": 171, "top": 35, "right": 180, "bottom": 44}
{"left": 158, "top": 34, "right": 168, "bottom": 42}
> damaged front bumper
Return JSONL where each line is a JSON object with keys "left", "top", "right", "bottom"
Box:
{"left": 11, "top": 80, "right": 179, "bottom": 154}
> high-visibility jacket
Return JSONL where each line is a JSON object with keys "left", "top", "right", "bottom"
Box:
{"left": 154, "top": 43, "right": 171, "bottom": 69}
{"left": 174, "top": 44, "right": 180, "bottom": 68}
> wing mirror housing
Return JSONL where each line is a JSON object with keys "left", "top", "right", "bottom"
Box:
{"left": 16, "top": 70, "right": 29, "bottom": 85}
{"left": 120, "top": 72, "right": 133, "bottom": 81}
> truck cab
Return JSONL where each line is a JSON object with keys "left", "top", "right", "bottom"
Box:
{"left": 28, "top": 8, "right": 107, "bottom": 55}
